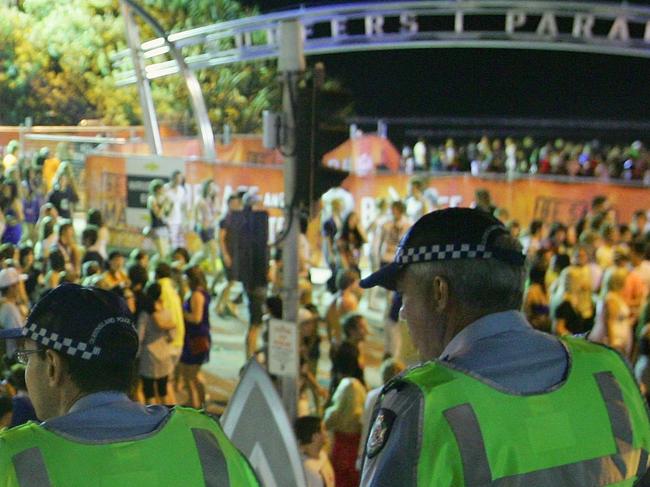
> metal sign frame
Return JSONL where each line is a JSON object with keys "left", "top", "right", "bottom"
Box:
{"left": 115, "top": 1, "right": 650, "bottom": 158}
{"left": 114, "top": 1, "right": 650, "bottom": 85}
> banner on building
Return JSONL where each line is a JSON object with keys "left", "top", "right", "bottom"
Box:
{"left": 86, "top": 153, "right": 650, "bottom": 249}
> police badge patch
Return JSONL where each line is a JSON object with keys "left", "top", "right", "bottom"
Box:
{"left": 366, "top": 408, "right": 397, "bottom": 459}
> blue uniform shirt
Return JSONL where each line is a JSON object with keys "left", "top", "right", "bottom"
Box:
{"left": 440, "top": 310, "right": 567, "bottom": 393}
{"left": 44, "top": 391, "right": 170, "bottom": 441}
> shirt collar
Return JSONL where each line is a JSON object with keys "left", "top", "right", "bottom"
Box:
{"left": 68, "top": 391, "right": 130, "bottom": 414}
{"left": 440, "top": 310, "right": 531, "bottom": 361}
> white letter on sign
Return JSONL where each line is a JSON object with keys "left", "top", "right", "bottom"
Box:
{"left": 331, "top": 18, "right": 347, "bottom": 37}
{"left": 572, "top": 14, "right": 595, "bottom": 38}
{"left": 536, "top": 12, "right": 558, "bottom": 37}
{"left": 455, "top": 11, "right": 464, "bottom": 34}
{"left": 400, "top": 13, "right": 419, "bottom": 34}
{"left": 266, "top": 28, "right": 277, "bottom": 45}
{"left": 645, "top": 20, "right": 650, "bottom": 42}
{"left": 505, "top": 11, "right": 527, "bottom": 34}
{"left": 365, "top": 16, "right": 384, "bottom": 35}
{"left": 608, "top": 16, "right": 630, "bottom": 41}
{"left": 302, "top": 23, "right": 314, "bottom": 41}
{"left": 234, "top": 32, "right": 253, "bottom": 48}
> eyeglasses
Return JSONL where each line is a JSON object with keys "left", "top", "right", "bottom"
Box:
{"left": 15, "top": 349, "right": 43, "bottom": 365}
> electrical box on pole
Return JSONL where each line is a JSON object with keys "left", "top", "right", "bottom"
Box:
{"left": 263, "top": 111, "right": 282, "bottom": 149}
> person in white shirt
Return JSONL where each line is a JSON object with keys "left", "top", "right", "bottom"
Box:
{"left": 165, "top": 170, "right": 190, "bottom": 249}
{"left": 194, "top": 179, "right": 220, "bottom": 273}
{"left": 378, "top": 201, "right": 410, "bottom": 358}
{"left": 378, "top": 201, "right": 410, "bottom": 267}
{"left": 405, "top": 178, "right": 430, "bottom": 222}
{"left": 413, "top": 138, "right": 427, "bottom": 170}
{"left": 295, "top": 416, "right": 335, "bottom": 487}
{"left": 590, "top": 267, "right": 634, "bottom": 359}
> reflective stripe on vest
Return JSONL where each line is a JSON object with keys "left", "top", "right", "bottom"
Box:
{"left": 13, "top": 447, "right": 52, "bottom": 487}
{"left": 192, "top": 428, "right": 231, "bottom": 487}
{"left": 443, "top": 371, "right": 647, "bottom": 486}
{"left": 11, "top": 428, "right": 231, "bottom": 487}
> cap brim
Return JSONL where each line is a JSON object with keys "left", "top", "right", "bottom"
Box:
{"left": 360, "top": 262, "right": 401, "bottom": 290}
{"left": 0, "top": 327, "right": 27, "bottom": 340}
{"left": 0, "top": 275, "right": 28, "bottom": 289}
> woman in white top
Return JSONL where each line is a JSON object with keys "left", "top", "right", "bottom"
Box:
{"left": 589, "top": 267, "right": 634, "bottom": 358}
{"left": 194, "top": 179, "right": 219, "bottom": 273}
{"left": 34, "top": 215, "right": 57, "bottom": 263}
{"left": 137, "top": 281, "right": 177, "bottom": 404}
{"left": 86, "top": 208, "right": 110, "bottom": 261}
{"left": 146, "top": 179, "right": 171, "bottom": 258}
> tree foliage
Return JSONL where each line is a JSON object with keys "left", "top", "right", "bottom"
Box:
{"left": 0, "top": 0, "right": 280, "bottom": 131}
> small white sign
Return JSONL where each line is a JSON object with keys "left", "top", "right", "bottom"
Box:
{"left": 268, "top": 319, "right": 298, "bottom": 378}
{"left": 125, "top": 155, "right": 185, "bottom": 228}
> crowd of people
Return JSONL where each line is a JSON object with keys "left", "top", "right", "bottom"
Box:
{"left": 0, "top": 145, "right": 229, "bottom": 422}
{"left": 1, "top": 138, "right": 650, "bottom": 486}
{"left": 314, "top": 185, "right": 650, "bottom": 485}
{"left": 401, "top": 136, "right": 650, "bottom": 181}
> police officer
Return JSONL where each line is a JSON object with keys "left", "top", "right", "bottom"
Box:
{"left": 0, "top": 283, "right": 259, "bottom": 486}
{"left": 359, "top": 208, "right": 650, "bottom": 486}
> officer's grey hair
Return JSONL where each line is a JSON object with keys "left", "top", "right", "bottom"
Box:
{"left": 407, "top": 233, "right": 526, "bottom": 312}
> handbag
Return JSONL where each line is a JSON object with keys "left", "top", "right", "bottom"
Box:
{"left": 188, "top": 335, "right": 210, "bottom": 355}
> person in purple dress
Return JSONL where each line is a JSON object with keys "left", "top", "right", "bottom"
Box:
{"left": 0, "top": 180, "right": 23, "bottom": 245}
{"left": 21, "top": 166, "right": 44, "bottom": 243}
{"left": 179, "top": 265, "right": 211, "bottom": 408}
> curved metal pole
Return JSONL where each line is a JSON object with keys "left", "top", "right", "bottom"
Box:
{"left": 120, "top": 0, "right": 216, "bottom": 160}
{"left": 120, "top": 2, "right": 162, "bottom": 155}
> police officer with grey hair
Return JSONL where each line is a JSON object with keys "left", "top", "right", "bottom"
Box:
{"left": 359, "top": 208, "right": 650, "bottom": 486}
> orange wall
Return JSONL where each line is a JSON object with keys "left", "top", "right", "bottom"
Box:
{"left": 344, "top": 173, "right": 650, "bottom": 226}
{"left": 85, "top": 153, "right": 650, "bottom": 248}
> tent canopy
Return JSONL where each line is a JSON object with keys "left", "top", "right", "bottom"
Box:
{"left": 322, "top": 134, "right": 400, "bottom": 175}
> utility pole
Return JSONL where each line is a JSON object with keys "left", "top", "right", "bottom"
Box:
{"left": 279, "top": 20, "right": 305, "bottom": 422}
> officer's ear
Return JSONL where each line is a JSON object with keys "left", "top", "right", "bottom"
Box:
{"left": 431, "top": 275, "right": 449, "bottom": 312}
{"left": 44, "top": 349, "right": 66, "bottom": 387}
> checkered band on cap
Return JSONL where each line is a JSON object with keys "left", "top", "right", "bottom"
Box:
{"left": 395, "top": 243, "right": 493, "bottom": 265}
{"left": 26, "top": 323, "right": 102, "bottom": 360}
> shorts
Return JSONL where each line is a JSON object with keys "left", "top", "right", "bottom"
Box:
{"left": 141, "top": 376, "right": 168, "bottom": 399}
{"left": 245, "top": 285, "right": 266, "bottom": 326}
{"left": 198, "top": 227, "right": 215, "bottom": 243}
{"left": 153, "top": 226, "right": 169, "bottom": 239}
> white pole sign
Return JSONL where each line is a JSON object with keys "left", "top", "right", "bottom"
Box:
{"left": 268, "top": 318, "right": 299, "bottom": 378}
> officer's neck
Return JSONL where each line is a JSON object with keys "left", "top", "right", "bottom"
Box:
{"left": 436, "top": 306, "right": 511, "bottom": 357}
{"left": 57, "top": 384, "right": 88, "bottom": 418}
{"left": 428, "top": 306, "right": 500, "bottom": 361}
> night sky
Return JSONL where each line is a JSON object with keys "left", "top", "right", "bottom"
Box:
{"left": 239, "top": 1, "right": 650, "bottom": 125}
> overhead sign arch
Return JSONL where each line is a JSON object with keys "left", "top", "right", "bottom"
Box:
{"left": 114, "top": 1, "right": 650, "bottom": 155}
